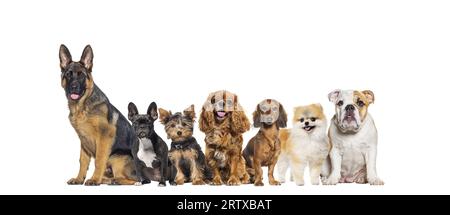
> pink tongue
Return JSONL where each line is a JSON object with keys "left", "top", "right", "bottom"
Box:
{"left": 70, "top": 94, "right": 80, "bottom": 100}
{"left": 217, "top": 111, "right": 226, "bottom": 117}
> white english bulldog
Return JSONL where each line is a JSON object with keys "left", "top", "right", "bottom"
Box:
{"left": 322, "top": 89, "right": 384, "bottom": 185}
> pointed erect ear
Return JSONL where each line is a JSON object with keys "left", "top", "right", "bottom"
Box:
{"left": 80, "top": 45, "right": 93, "bottom": 71}
{"left": 128, "top": 102, "right": 139, "bottom": 121}
{"left": 59, "top": 44, "right": 72, "bottom": 69}
{"left": 147, "top": 102, "right": 158, "bottom": 120}
{"left": 158, "top": 108, "right": 171, "bottom": 124}
{"left": 314, "top": 103, "right": 324, "bottom": 111}
{"left": 362, "top": 90, "right": 375, "bottom": 104}
{"left": 183, "top": 105, "right": 196, "bottom": 119}
{"left": 328, "top": 89, "right": 341, "bottom": 103}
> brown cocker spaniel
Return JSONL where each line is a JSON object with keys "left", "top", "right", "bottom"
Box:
{"left": 199, "top": 90, "right": 250, "bottom": 185}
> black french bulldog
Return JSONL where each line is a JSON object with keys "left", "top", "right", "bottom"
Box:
{"left": 128, "top": 102, "right": 176, "bottom": 186}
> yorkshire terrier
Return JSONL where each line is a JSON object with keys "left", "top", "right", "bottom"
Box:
{"left": 159, "top": 105, "right": 211, "bottom": 185}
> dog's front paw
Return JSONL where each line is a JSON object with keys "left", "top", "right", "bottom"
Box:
{"left": 323, "top": 176, "right": 339, "bottom": 185}
{"left": 227, "top": 176, "right": 241, "bottom": 186}
{"left": 169, "top": 181, "right": 177, "bottom": 186}
{"left": 192, "top": 179, "right": 206, "bottom": 185}
{"left": 134, "top": 182, "right": 143, "bottom": 186}
{"left": 241, "top": 174, "right": 250, "bottom": 184}
{"left": 158, "top": 182, "right": 167, "bottom": 187}
{"left": 295, "top": 181, "right": 305, "bottom": 186}
{"left": 67, "top": 178, "right": 84, "bottom": 185}
{"left": 368, "top": 177, "right": 384, "bottom": 186}
{"left": 254, "top": 181, "right": 264, "bottom": 186}
{"left": 311, "top": 178, "right": 320, "bottom": 185}
{"left": 84, "top": 179, "right": 101, "bottom": 186}
{"left": 211, "top": 176, "right": 223, "bottom": 186}
{"left": 269, "top": 180, "right": 281, "bottom": 186}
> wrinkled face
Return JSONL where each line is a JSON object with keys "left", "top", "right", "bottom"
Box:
{"left": 162, "top": 113, "right": 194, "bottom": 142}
{"left": 257, "top": 99, "right": 281, "bottom": 125}
{"left": 130, "top": 115, "right": 155, "bottom": 138}
{"left": 328, "top": 89, "right": 374, "bottom": 133}
{"left": 209, "top": 91, "right": 238, "bottom": 122}
{"left": 292, "top": 104, "right": 326, "bottom": 134}
{"left": 128, "top": 102, "right": 158, "bottom": 138}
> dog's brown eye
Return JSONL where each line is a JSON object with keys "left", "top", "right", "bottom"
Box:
{"left": 181, "top": 123, "right": 186, "bottom": 126}
{"left": 357, "top": 100, "right": 365, "bottom": 107}
{"left": 310, "top": 117, "right": 316, "bottom": 122}
{"left": 170, "top": 124, "right": 175, "bottom": 128}
{"left": 337, "top": 101, "right": 344, "bottom": 106}
{"left": 300, "top": 118, "right": 304, "bottom": 122}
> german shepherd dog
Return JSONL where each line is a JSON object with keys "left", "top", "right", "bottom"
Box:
{"left": 60, "top": 44, "right": 137, "bottom": 185}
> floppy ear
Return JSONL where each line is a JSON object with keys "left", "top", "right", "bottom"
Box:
{"left": 199, "top": 107, "right": 215, "bottom": 133}
{"left": 158, "top": 108, "right": 171, "bottom": 124}
{"left": 277, "top": 103, "right": 288, "bottom": 128}
{"left": 80, "top": 45, "right": 93, "bottom": 71}
{"left": 128, "top": 102, "right": 138, "bottom": 121}
{"left": 362, "top": 90, "right": 375, "bottom": 104}
{"left": 231, "top": 103, "right": 250, "bottom": 134}
{"left": 252, "top": 105, "right": 261, "bottom": 128}
{"left": 147, "top": 102, "right": 158, "bottom": 120}
{"left": 328, "top": 89, "right": 341, "bottom": 103}
{"left": 183, "top": 104, "right": 196, "bottom": 119}
{"left": 59, "top": 44, "right": 72, "bottom": 69}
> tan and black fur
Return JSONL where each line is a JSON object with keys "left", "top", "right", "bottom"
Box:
{"left": 199, "top": 90, "right": 250, "bottom": 186}
{"left": 243, "top": 99, "right": 287, "bottom": 186}
{"left": 60, "top": 44, "right": 137, "bottom": 186}
{"left": 159, "top": 105, "right": 211, "bottom": 185}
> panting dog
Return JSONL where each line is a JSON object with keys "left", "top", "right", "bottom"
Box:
{"left": 199, "top": 90, "right": 250, "bottom": 186}
{"left": 277, "top": 104, "right": 329, "bottom": 186}
{"left": 60, "top": 44, "right": 137, "bottom": 185}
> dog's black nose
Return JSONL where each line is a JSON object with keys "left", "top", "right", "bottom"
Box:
{"left": 305, "top": 121, "right": 309, "bottom": 126}
{"left": 70, "top": 82, "right": 79, "bottom": 90}
{"left": 345, "top": 105, "right": 355, "bottom": 111}
{"left": 177, "top": 131, "right": 182, "bottom": 136}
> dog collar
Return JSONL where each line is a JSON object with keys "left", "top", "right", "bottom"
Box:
{"left": 171, "top": 137, "right": 195, "bottom": 150}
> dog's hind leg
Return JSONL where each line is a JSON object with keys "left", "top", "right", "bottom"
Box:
{"left": 85, "top": 138, "right": 112, "bottom": 186}
{"left": 109, "top": 155, "right": 138, "bottom": 185}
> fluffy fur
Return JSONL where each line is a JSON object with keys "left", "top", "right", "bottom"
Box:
{"left": 243, "top": 99, "right": 287, "bottom": 186}
{"left": 159, "top": 105, "right": 211, "bottom": 185}
{"left": 277, "top": 104, "right": 329, "bottom": 186}
{"left": 199, "top": 90, "right": 250, "bottom": 186}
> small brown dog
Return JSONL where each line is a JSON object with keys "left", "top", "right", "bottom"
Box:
{"left": 199, "top": 90, "right": 251, "bottom": 186}
{"left": 243, "top": 99, "right": 287, "bottom": 186}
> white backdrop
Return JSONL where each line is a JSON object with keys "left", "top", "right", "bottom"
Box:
{"left": 0, "top": 0, "right": 449, "bottom": 194}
